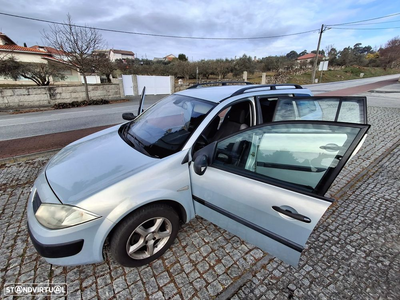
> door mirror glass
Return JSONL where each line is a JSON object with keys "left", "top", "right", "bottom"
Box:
{"left": 193, "top": 155, "right": 208, "bottom": 175}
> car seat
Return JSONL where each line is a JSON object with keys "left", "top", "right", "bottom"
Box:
{"left": 212, "top": 102, "right": 250, "bottom": 141}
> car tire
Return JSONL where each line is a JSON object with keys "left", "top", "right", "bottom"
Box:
{"left": 110, "top": 204, "right": 180, "bottom": 267}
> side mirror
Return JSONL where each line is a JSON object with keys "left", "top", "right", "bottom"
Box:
{"left": 193, "top": 155, "right": 208, "bottom": 176}
{"left": 122, "top": 112, "right": 136, "bottom": 120}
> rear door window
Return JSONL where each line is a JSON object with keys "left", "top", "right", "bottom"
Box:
{"left": 273, "top": 97, "right": 367, "bottom": 124}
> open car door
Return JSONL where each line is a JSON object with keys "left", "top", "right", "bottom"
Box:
{"left": 190, "top": 96, "right": 369, "bottom": 266}
{"left": 191, "top": 121, "right": 369, "bottom": 266}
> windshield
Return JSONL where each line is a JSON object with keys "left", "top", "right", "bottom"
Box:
{"left": 120, "top": 94, "right": 216, "bottom": 158}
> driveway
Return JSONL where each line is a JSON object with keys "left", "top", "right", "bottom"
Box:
{"left": 0, "top": 104, "right": 399, "bottom": 299}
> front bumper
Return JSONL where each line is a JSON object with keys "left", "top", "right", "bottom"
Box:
{"left": 26, "top": 172, "right": 114, "bottom": 266}
{"left": 27, "top": 223, "right": 84, "bottom": 258}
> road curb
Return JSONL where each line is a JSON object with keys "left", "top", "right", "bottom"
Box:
{"left": 0, "top": 148, "right": 59, "bottom": 165}
{"left": 368, "top": 90, "right": 400, "bottom": 94}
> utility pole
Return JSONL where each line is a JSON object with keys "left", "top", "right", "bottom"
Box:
{"left": 311, "top": 24, "right": 325, "bottom": 84}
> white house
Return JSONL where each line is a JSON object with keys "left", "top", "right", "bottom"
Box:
{"left": 0, "top": 33, "right": 81, "bottom": 85}
{"left": 109, "top": 49, "right": 135, "bottom": 62}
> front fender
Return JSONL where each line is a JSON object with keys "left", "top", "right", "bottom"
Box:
{"left": 105, "top": 187, "right": 195, "bottom": 225}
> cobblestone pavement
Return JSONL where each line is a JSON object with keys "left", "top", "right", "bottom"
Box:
{"left": 0, "top": 106, "right": 399, "bottom": 299}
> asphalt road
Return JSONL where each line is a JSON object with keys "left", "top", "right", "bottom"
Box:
{"left": 0, "top": 95, "right": 164, "bottom": 141}
{"left": 304, "top": 73, "right": 400, "bottom": 93}
{"left": 0, "top": 74, "right": 399, "bottom": 160}
{"left": 0, "top": 74, "right": 399, "bottom": 142}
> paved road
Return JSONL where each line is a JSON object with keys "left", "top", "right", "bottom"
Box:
{"left": 1, "top": 75, "right": 399, "bottom": 161}
{"left": 0, "top": 105, "right": 399, "bottom": 299}
{"left": 0, "top": 96, "right": 164, "bottom": 141}
{"left": 304, "top": 73, "right": 400, "bottom": 94}
{"left": 1, "top": 75, "right": 399, "bottom": 142}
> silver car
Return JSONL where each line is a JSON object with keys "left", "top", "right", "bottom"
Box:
{"left": 27, "top": 83, "right": 369, "bottom": 267}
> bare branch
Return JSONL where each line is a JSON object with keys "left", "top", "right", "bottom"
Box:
{"left": 42, "top": 14, "right": 105, "bottom": 99}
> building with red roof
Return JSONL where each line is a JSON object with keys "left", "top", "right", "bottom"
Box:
{"left": 0, "top": 33, "right": 80, "bottom": 85}
{"left": 296, "top": 53, "right": 324, "bottom": 63}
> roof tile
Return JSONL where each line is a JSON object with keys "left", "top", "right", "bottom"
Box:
{"left": 0, "top": 45, "right": 52, "bottom": 55}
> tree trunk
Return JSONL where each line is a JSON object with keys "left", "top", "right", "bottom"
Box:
{"left": 82, "top": 73, "right": 90, "bottom": 101}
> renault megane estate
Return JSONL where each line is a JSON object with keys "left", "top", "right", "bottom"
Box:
{"left": 27, "top": 83, "right": 369, "bottom": 267}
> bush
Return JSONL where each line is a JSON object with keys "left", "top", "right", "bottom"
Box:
{"left": 53, "top": 99, "right": 110, "bottom": 109}
{"left": 343, "top": 66, "right": 362, "bottom": 76}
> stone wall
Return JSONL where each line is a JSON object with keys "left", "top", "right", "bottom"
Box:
{"left": 0, "top": 83, "right": 123, "bottom": 110}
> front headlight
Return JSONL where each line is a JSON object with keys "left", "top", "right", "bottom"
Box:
{"left": 35, "top": 204, "right": 100, "bottom": 229}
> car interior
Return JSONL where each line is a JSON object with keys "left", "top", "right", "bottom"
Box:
{"left": 193, "top": 101, "right": 252, "bottom": 153}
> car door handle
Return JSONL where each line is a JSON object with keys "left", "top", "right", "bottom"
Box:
{"left": 320, "top": 143, "right": 341, "bottom": 152}
{"left": 272, "top": 206, "right": 311, "bottom": 223}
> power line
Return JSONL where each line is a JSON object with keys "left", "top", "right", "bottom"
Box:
{"left": 343, "top": 20, "right": 400, "bottom": 26}
{"left": 330, "top": 26, "right": 400, "bottom": 30}
{"left": 327, "top": 12, "right": 400, "bottom": 26}
{"left": 0, "top": 11, "right": 318, "bottom": 40}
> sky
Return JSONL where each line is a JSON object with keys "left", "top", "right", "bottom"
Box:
{"left": 0, "top": 0, "right": 399, "bottom": 61}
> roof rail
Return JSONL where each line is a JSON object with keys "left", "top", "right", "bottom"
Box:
{"left": 188, "top": 81, "right": 253, "bottom": 89}
{"left": 229, "top": 84, "right": 304, "bottom": 97}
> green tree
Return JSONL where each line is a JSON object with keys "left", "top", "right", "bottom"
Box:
{"left": 214, "top": 59, "right": 231, "bottom": 79}
{"left": 352, "top": 43, "right": 369, "bottom": 66}
{"left": 0, "top": 55, "right": 67, "bottom": 86}
{"left": 261, "top": 56, "right": 288, "bottom": 72}
{"left": 311, "top": 49, "right": 325, "bottom": 56}
{"left": 170, "top": 60, "right": 195, "bottom": 80}
{"left": 178, "top": 53, "right": 188, "bottom": 61}
{"left": 0, "top": 54, "right": 20, "bottom": 79}
{"left": 337, "top": 47, "right": 355, "bottom": 66}
{"left": 298, "top": 50, "right": 308, "bottom": 57}
{"left": 232, "top": 54, "right": 255, "bottom": 77}
{"left": 325, "top": 45, "right": 338, "bottom": 65}
{"left": 286, "top": 50, "right": 298, "bottom": 60}
{"left": 197, "top": 60, "right": 214, "bottom": 79}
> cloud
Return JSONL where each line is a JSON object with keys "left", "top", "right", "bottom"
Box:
{"left": 0, "top": 0, "right": 398, "bottom": 60}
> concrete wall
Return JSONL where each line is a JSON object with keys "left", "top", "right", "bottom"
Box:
{"left": 0, "top": 83, "right": 123, "bottom": 109}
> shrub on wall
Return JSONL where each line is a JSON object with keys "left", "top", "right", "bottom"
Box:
{"left": 53, "top": 99, "right": 110, "bottom": 109}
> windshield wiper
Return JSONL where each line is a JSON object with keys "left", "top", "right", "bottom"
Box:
{"left": 119, "top": 124, "right": 137, "bottom": 150}
{"left": 127, "top": 132, "right": 152, "bottom": 156}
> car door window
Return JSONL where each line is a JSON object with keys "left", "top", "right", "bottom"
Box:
{"left": 273, "top": 97, "right": 367, "bottom": 123}
{"left": 296, "top": 100, "right": 317, "bottom": 117}
{"left": 258, "top": 97, "right": 278, "bottom": 123}
{"left": 200, "top": 99, "right": 254, "bottom": 143}
{"left": 213, "top": 122, "right": 366, "bottom": 194}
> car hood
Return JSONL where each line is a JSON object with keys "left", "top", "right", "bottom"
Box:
{"left": 45, "top": 126, "right": 157, "bottom": 204}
